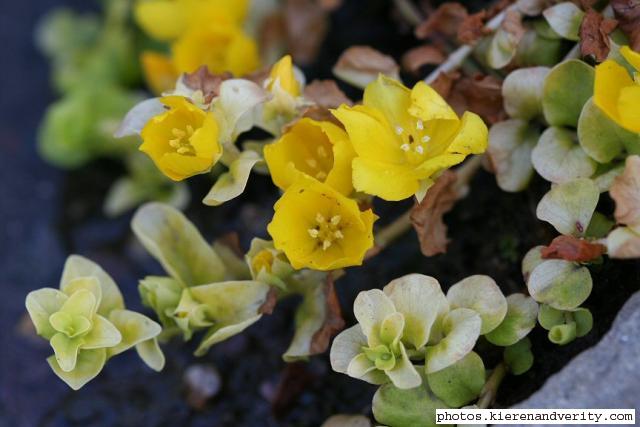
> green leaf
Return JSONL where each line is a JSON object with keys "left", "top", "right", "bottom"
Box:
{"left": 487, "top": 120, "right": 538, "bottom": 192}
{"left": 383, "top": 274, "right": 449, "bottom": 350}
{"left": 104, "top": 176, "right": 190, "bottom": 218}
{"left": 26, "top": 288, "right": 68, "bottom": 339}
{"left": 190, "top": 281, "right": 271, "bottom": 355}
{"left": 107, "top": 309, "right": 162, "bottom": 357}
{"left": 585, "top": 211, "right": 615, "bottom": 238}
{"left": 548, "top": 322, "right": 577, "bottom": 345}
{"left": 50, "top": 333, "right": 83, "bottom": 372}
{"left": 331, "top": 325, "right": 388, "bottom": 385}
{"left": 542, "top": 60, "right": 594, "bottom": 127}
{"left": 536, "top": 178, "right": 599, "bottom": 236}
{"left": 502, "top": 67, "right": 549, "bottom": 119}
{"left": 354, "top": 289, "right": 397, "bottom": 348}
{"left": 537, "top": 304, "right": 565, "bottom": 330}
{"left": 138, "top": 276, "right": 183, "bottom": 330}
{"left": 522, "top": 246, "right": 545, "bottom": 282}
{"left": 135, "top": 338, "right": 166, "bottom": 371}
{"left": 246, "top": 238, "right": 294, "bottom": 290}
{"left": 485, "top": 294, "right": 538, "bottom": 347}
{"left": 385, "top": 344, "right": 422, "bottom": 389}
{"left": 425, "top": 309, "right": 481, "bottom": 374}
{"left": 487, "top": 11, "right": 525, "bottom": 69}
{"left": 321, "top": 415, "right": 371, "bottom": 427}
{"left": 60, "top": 255, "right": 125, "bottom": 316}
{"left": 446, "top": 275, "right": 507, "bottom": 335}
{"left": 58, "top": 288, "right": 97, "bottom": 321}
{"left": 514, "top": 29, "right": 566, "bottom": 67}
{"left": 573, "top": 307, "right": 593, "bottom": 337}
{"left": 47, "top": 348, "right": 107, "bottom": 390}
{"left": 427, "top": 351, "right": 486, "bottom": 407}
{"left": 131, "top": 203, "right": 226, "bottom": 286}
{"left": 372, "top": 374, "right": 452, "bottom": 427}
{"left": 80, "top": 315, "right": 122, "bottom": 349}
{"left": 578, "top": 99, "right": 626, "bottom": 163}
{"left": 503, "top": 337, "right": 534, "bottom": 375}
{"left": 213, "top": 79, "right": 270, "bottom": 144}
{"left": 527, "top": 260, "right": 592, "bottom": 310}
{"left": 532, "top": 127, "right": 597, "bottom": 184}
{"left": 542, "top": 2, "right": 584, "bottom": 41}
{"left": 203, "top": 150, "right": 262, "bottom": 206}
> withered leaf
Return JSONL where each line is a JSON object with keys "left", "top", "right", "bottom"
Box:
{"left": 458, "top": 10, "right": 489, "bottom": 44}
{"left": 415, "top": 2, "right": 468, "bottom": 40}
{"left": 448, "top": 74, "right": 507, "bottom": 125}
{"left": 430, "top": 70, "right": 462, "bottom": 99}
{"left": 303, "top": 79, "right": 353, "bottom": 109}
{"left": 541, "top": 235, "right": 606, "bottom": 262}
{"left": 183, "top": 66, "right": 231, "bottom": 103}
{"left": 579, "top": 9, "right": 618, "bottom": 62}
{"left": 402, "top": 45, "right": 446, "bottom": 74}
{"left": 259, "top": 287, "right": 279, "bottom": 315}
{"left": 333, "top": 46, "right": 400, "bottom": 88}
{"left": 410, "top": 170, "right": 459, "bottom": 256}
{"left": 310, "top": 275, "right": 345, "bottom": 354}
{"left": 610, "top": 155, "right": 640, "bottom": 227}
{"left": 285, "top": 0, "right": 329, "bottom": 65}
{"left": 611, "top": 0, "right": 640, "bottom": 51}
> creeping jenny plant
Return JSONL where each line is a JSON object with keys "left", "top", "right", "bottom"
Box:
{"left": 26, "top": 255, "right": 164, "bottom": 389}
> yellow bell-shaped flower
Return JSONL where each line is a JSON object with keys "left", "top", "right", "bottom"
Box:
{"left": 267, "top": 176, "right": 376, "bottom": 271}
{"left": 594, "top": 46, "right": 640, "bottom": 134}
{"left": 140, "top": 96, "right": 222, "bottom": 181}
{"left": 332, "top": 75, "right": 488, "bottom": 201}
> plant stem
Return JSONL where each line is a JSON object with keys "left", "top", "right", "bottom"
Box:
{"left": 424, "top": 5, "right": 515, "bottom": 84}
{"left": 369, "top": 154, "right": 485, "bottom": 256}
{"left": 393, "top": 0, "right": 424, "bottom": 26}
{"left": 477, "top": 362, "right": 507, "bottom": 409}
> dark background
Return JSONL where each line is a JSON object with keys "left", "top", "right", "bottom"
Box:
{"left": 2, "top": 0, "right": 639, "bottom": 426}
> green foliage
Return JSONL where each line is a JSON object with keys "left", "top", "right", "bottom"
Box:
{"left": 427, "top": 352, "right": 486, "bottom": 407}
{"left": 26, "top": 256, "right": 164, "bottom": 389}
{"left": 503, "top": 338, "right": 534, "bottom": 375}
{"left": 542, "top": 60, "right": 594, "bottom": 127}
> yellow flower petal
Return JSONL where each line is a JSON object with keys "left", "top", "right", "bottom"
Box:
{"left": 416, "top": 153, "right": 466, "bottom": 177}
{"left": 352, "top": 157, "right": 420, "bottom": 201}
{"left": 268, "top": 177, "right": 375, "bottom": 270}
{"left": 409, "top": 81, "right": 459, "bottom": 122}
{"left": 594, "top": 59, "right": 634, "bottom": 124}
{"left": 141, "top": 51, "right": 179, "bottom": 95}
{"left": 332, "top": 105, "right": 405, "bottom": 164}
{"left": 620, "top": 46, "right": 640, "bottom": 72}
{"left": 446, "top": 111, "right": 489, "bottom": 155}
{"left": 268, "top": 55, "right": 301, "bottom": 97}
{"left": 363, "top": 75, "right": 412, "bottom": 130}
{"left": 618, "top": 85, "right": 640, "bottom": 133}
{"left": 135, "top": 0, "right": 188, "bottom": 41}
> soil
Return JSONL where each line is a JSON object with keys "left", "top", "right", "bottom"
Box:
{"left": 2, "top": 0, "right": 639, "bottom": 426}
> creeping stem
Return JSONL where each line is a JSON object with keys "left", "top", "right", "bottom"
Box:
{"left": 477, "top": 362, "right": 508, "bottom": 409}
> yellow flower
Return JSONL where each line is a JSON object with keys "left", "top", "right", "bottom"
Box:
{"left": 264, "top": 118, "right": 355, "bottom": 195}
{"left": 140, "top": 96, "right": 222, "bottom": 181}
{"left": 332, "top": 75, "right": 488, "bottom": 201}
{"left": 267, "top": 177, "right": 376, "bottom": 271}
{"left": 171, "top": 23, "right": 260, "bottom": 76}
{"left": 141, "top": 51, "right": 179, "bottom": 95}
{"left": 266, "top": 55, "right": 301, "bottom": 97}
{"left": 594, "top": 46, "right": 640, "bottom": 134}
{"left": 135, "top": 0, "right": 249, "bottom": 41}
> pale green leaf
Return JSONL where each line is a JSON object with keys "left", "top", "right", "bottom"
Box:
{"left": 502, "top": 67, "right": 549, "bottom": 119}
{"left": 135, "top": 338, "right": 165, "bottom": 371}
{"left": 81, "top": 314, "right": 122, "bottom": 349}
{"left": 542, "top": 2, "right": 584, "bottom": 41}
{"left": 485, "top": 294, "right": 538, "bottom": 346}
{"left": 487, "top": 120, "right": 538, "bottom": 192}
{"left": 578, "top": 99, "right": 626, "bottom": 163}
{"left": 503, "top": 337, "right": 534, "bottom": 375}
{"left": 527, "top": 259, "right": 592, "bottom": 310}
{"left": 48, "top": 348, "right": 107, "bottom": 390}
{"left": 50, "top": 333, "right": 82, "bottom": 372}
{"left": 427, "top": 351, "right": 485, "bottom": 407}
{"left": 203, "top": 150, "right": 262, "bottom": 206}
{"left": 354, "top": 289, "right": 397, "bottom": 348}
{"left": 446, "top": 275, "right": 507, "bottom": 335}
{"left": 536, "top": 178, "right": 599, "bottom": 236}
{"left": 425, "top": 308, "right": 481, "bottom": 374}
{"left": 542, "top": 59, "right": 594, "bottom": 127}
{"left": 385, "top": 344, "right": 422, "bottom": 390}
{"left": 107, "top": 309, "right": 162, "bottom": 357}
{"left": 26, "top": 288, "right": 68, "bottom": 339}
{"left": 532, "top": 127, "right": 597, "bottom": 184}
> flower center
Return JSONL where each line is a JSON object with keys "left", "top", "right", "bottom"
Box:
{"left": 252, "top": 249, "right": 274, "bottom": 274}
{"left": 298, "top": 144, "right": 332, "bottom": 181}
{"left": 168, "top": 125, "right": 196, "bottom": 156}
{"left": 308, "top": 213, "right": 344, "bottom": 250}
{"left": 395, "top": 119, "right": 432, "bottom": 162}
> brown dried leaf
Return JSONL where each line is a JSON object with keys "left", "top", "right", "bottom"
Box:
{"left": 449, "top": 74, "right": 507, "bottom": 125}
{"left": 183, "top": 66, "right": 231, "bottom": 103}
{"left": 458, "top": 10, "right": 489, "bottom": 44}
{"left": 309, "top": 275, "right": 345, "bottom": 354}
{"left": 579, "top": 9, "right": 618, "bottom": 62}
{"left": 303, "top": 79, "right": 353, "bottom": 108}
{"left": 285, "top": 0, "right": 329, "bottom": 65}
{"left": 415, "top": 2, "right": 469, "bottom": 40}
{"left": 259, "top": 287, "right": 279, "bottom": 315}
{"left": 402, "top": 45, "right": 446, "bottom": 74}
{"left": 610, "top": 155, "right": 640, "bottom": 227}
{"left": 319, "top": 0, "right": 342, "bottom": 11}
{"left": 410, "top": 170, "right": 459, "bottom": 256}
{"left": 611, "top": 0, "right": 640, "bottom": 51}
{"left": 333, "top": 46, "right": 400, "bottom": 88}
{"left": 541, "top": 235, "right": 606, "bottom": 262}
{"left": 430, "top": 70, "right": 462, "bottom": 99}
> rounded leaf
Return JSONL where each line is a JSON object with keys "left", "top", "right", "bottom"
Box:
{"left": 47, "top": 348, "right": 107, "bottom": 390}
{"left": 527, "top": 259, "right": 592, "bottom": 310}
{"left": 427, "top": 351, "right": 486, "bottom": 407}
{"left": 522, "top": 245, "right": 545, "bottom": 283}
{"left": 107, "top": 309, "right": 163, "bottom": 357}
{"left": 446, "top": 275, "right": 507, "bottom": 334}
{"left": 353, "top": 289, "right": 396, "bottom": 347}
{"left": 503, "top": 337, "right": 534, "bottom": 375}
{"left": 532, "top": 127, "right": 597, "bottom": 184}
{"left": 487, "top": 119, "right": 538, "bottom": 192}
{"left": 485, "top": 294, "right": 538, "bottom": 347}
{"left": 537, "top": 304, "right": 565, "bottom": 330}
{"left": 425, "top": 308, "right": 481, "bottom": 374}
{"left": 26, "top": 288, "right": 68, "bottom": 339}
{"left": 578, "top": 99, "right": 626, "bottom": 163}
{"left": 542, "top": 60, "right": 594, "bottom": 127}
{"left": 536, "top": 178, "right": 599, "bottom": 236}
{"left": 542, "top": 2, "right": 584, "bottom": 41}
{"left": 502, "top": 67, "right": 549, "bottom": 119}
{"left": 573, "top": 307, "right": 593, "bottom": 337}
{"left": 548, "top": 322, "right": 577, "bottom": 345}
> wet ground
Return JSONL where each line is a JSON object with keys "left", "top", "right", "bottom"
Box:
{"left": 1, "top": 1, "right": 639, "bottom": 426}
